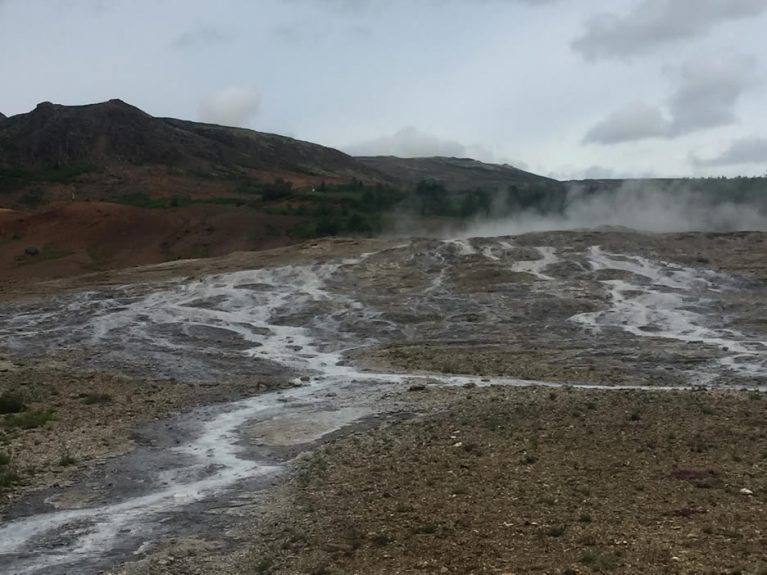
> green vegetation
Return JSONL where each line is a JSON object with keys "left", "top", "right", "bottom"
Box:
{"left": 58, "top": 450, "right": 77, "bottom": 467}
{"left": 79, "top": 392, "right": 113, "bottom": 405}
{"left": 579, "top": 550, "right": 621, "bottom": 572}
{"left": 0, "top": 164, "right": 94, "bottom": 195}
{"left": 0, "top": 234, "right": 21, "bottom": 248}
{"left": 114, "top": 193, "right": 245, "bottom": 209}
{"left": 0, "top": 391, "right": 26, "bottom": 414}
{"left": 2, "top": 409, "right": 54, "bottom": 430}
{"left": 15, "top": 243, "right": 73, "bottom": 264}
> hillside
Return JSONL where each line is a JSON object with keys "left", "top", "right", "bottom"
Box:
{"left": 0, "top": 100, "right": 383, "bottom": 181}
{"left": 358, "top": 155, "right": 560, "bottom": 191}
{"left": 1, "top": 99, "right": 763, "bottom": 285}
{"left": 0, "top": 100, "right": 401, "bottom": 282}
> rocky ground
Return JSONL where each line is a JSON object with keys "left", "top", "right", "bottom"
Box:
{"left": 0, "top": 230, "right": 765, "bottom": 574}
{"left": 245, "top": 385, "right": 767, "bottom": 575}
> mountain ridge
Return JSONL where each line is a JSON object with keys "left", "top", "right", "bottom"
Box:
{"left": 0, "top": 99, "right": 385, "bottom": 183}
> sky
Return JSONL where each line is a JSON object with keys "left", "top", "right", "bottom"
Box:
{"left": 0, "top": 0, "right": 766, "bottom": 179}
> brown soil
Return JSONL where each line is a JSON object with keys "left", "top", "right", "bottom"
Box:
{"left": 244, "top": 386, "right": 767, "bottom": 575}
{"left": 0, "top": 200, "right": 301, "bottom": 284}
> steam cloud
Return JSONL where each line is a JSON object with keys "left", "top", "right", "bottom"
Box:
{"left": 462, "top": 181, "right": 767, "bottom": 237}
{"left": 199, "top": 87, "right": 261, "bottom": 128}
{"left": 346, "top": 126, "right": 496, "bottom": 162}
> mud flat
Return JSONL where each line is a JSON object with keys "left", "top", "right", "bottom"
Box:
{"left": 0, "top": 230, "right": 765, "bottom": 574}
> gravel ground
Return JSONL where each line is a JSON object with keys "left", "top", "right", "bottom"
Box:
{"left": 244, "top": 385, "right": 767, "bottom": 575}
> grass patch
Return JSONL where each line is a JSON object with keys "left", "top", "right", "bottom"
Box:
{"left": 114, "top": 193, "right": 245, "bottom": 209}
{"left": 0, "top": 455, "right": 18, "bottom": 489}
{"left": 2, "top": 409, "right": 54, "bottom": 430}
{"left": 579, "top": 550, "right": 620, "bottom": 572}
{"left": 79, "top": 393, "right": 113, "bottom": 405}
{"left": 413, "top": 523, "right": 437, "bottom": 535}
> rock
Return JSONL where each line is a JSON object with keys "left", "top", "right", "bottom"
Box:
{"left": 740, "top": 488, "right": 754, "bottom": 495}
{"left": 408, "top": 384, "right": 426, "bottom": 392}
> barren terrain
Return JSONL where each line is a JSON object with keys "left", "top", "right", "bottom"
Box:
{"left": 0, "top": 230, "right": 765, "bottom": 575}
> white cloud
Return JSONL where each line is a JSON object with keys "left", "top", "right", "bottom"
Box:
{"left": 693, "top": 137, "right": 767, "bottom": 166}
{"left": 199, "top": 87, "right": 261, "bottom": 128}
{"left": 344, "top": 126, "right": 495, "bottom": 161}
{"left": 573, "top": 0, "right": 767, "bottom": 60}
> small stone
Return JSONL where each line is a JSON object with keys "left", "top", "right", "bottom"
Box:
{"left": 408, "top": 384, "right": 426, "bottom": 392}
{"left": 740, "top": 488, "right": 754, "bottom": 495}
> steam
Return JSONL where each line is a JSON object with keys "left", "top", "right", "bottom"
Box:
{"left": 345, "top": 126, "right": 496, "bottom": 162}
{"left": 199, "top": 87, "right": 260, "bottom": 128}
{"left": 461, "top": 180, "right": 767, "bottom": 237}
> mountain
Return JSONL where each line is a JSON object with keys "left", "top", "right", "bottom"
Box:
{"left": 0, "top": 98, "right": 568, "bottom": 284}
{"left": 0, "top": 100, "right": 383, "bottom": 181}
{"left": 357, "top": 156, "right": 561, "bottom": 192}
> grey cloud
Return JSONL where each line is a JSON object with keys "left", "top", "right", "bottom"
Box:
{"left": 172, "top": 25, "right": 231, "bottom": 49}
{"left": 666, "top": 51, "right": 759, "bottom": 135}
{"left": 199, "top": 88, "right": 260, "bottom": 128}
{"left": 573, "top": 0, "right": 767, "bottom": 60}
{"left": 693, "top": 137, "right": 767, "bottom": 166}
{"left": 288, "top": 0, "right": 558, "bottom": 13}
{"left": 585, "top": 51, "right": 761, "bottom": 144}
{"left": 584, "top": 103, "right": 667, "bottom": 144}
{"left": 344, "top": 126, "right": 495, "bottom": 161}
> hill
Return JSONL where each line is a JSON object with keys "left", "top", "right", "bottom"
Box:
{"left": 0, "top": 99, "right": 383, "bottom": 181}
{"left": 0, "top": 100, "right": 404, "bottom": 282}
{"left": 2, "top": 98, "right": 762, "bottom": 285}
{"left": 358, "top": 155, "right": 559, "bottom": 191}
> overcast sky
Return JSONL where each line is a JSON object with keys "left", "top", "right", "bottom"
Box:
{"left": 1, "top": 0, "right": 766, "bottom": 179}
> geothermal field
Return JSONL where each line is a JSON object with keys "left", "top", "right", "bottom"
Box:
{"left": 0, "top": 230, "right": 765, "bottom": 574}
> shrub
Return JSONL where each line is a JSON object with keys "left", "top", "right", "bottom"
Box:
{"left": 58, "top": 451, "right": 77, "bottom": 466}
{"left": 546, "top": 526, "right": 567, "bottom": 537}
{"left": 79, "top": 393, "right": 113, "bottom": 405}
{"left": 0, "top": 391, "right": 26, "bottom": 414}
{"left": 580, "top": 551, "right": 620, "bottom": 572}
{"left": 413, "top": 523, "right": 437, "bottom": 535}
